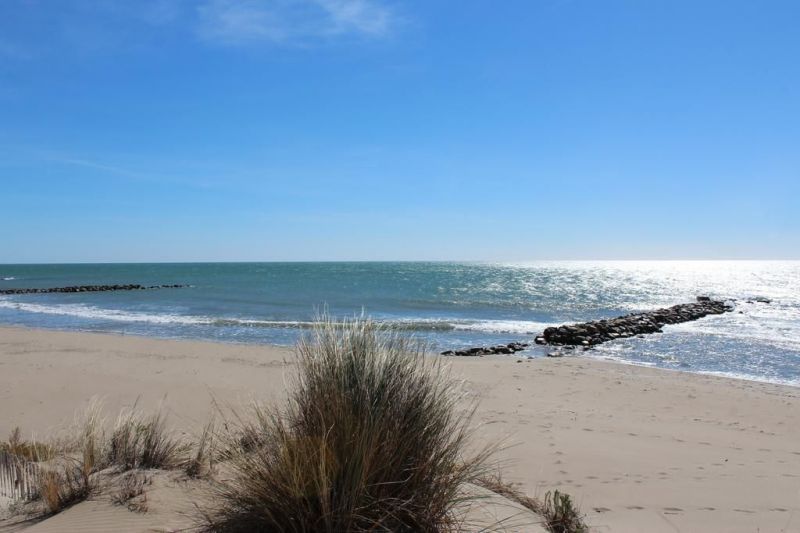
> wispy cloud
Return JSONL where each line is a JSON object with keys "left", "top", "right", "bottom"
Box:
{"left": 0, "top": 0, "right": 395, "bottom": 59}
{"left": 196, "top": 0, "right": 394, "bottom": 45}
{"left": 37, "top": 152, "right": 216, "bottom": 189}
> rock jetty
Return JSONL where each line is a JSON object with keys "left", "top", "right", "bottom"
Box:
{"left": 0, "top": 284, "right": 186, "bottom": 295}
{"left": 443, "top": 297, "right": 733, "bottom": 356}
{"left": 536, "top": 297, "right": 733, "bottom": 347}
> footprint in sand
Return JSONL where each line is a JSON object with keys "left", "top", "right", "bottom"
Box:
{"left": 626, "top": 506, "right": 644, "bottom": 510}
{"left": 593, "top": 507, "right": 612, "bottom": 513}
{"left": 771, "top": 508, "right": 788, "bottom": 512}
{"left": 734, "top": 509, "right": 755, "bottom": 514}
{"left": 699, "top": 507, "right": 715, "bottom": 511}
{"left": 663, "top": 507, "right": 683, "bottom": 514}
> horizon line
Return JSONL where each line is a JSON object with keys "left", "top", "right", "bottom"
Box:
{"left": 2, "top": 258, "right": 800, "bottom": 266}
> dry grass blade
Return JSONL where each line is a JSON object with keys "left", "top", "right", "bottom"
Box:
{"left": 1, "top": 427, "right": 54, "bottom": 462}
{"left": 474, "top": 473, "right": 543, "bottom": 515}
{"left": 474, "top": 474, "right": 588, "bottom": 533}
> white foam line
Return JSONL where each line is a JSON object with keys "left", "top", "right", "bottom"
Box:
{"left": 0, "top": 298, "right": 555, "bottom": 335}
{"left": 0, "top": 299, "right": 211, "bottom": 325}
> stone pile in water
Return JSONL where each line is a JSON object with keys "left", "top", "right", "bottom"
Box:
{"left": 443, "top": 297, "right": 733, "bottom": 356}
{"left": 0, "top": 284, "right": 186, "bottom": 295}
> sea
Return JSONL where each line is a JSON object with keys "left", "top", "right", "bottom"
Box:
{"left": 0, "top": 261, "right": 798, "bottom": 386}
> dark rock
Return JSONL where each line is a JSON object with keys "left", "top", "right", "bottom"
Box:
{"left": 0, "top": 284, "right": 187, "bottom": 295}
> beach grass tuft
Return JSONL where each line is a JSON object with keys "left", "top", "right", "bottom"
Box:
{"left": 105, "top": 404, "right": 187, "bottom": 471}
{"left": 204, "top": 316, "right": 493, "bottom": 532}
{"left": 540, "top": 490, "right": 587, "bottom": 533}
{"left": 185, "top": 418, "right": 216, "bottom": 478}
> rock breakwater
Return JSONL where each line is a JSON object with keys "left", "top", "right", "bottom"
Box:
{"left": 443, "top": 297, "right": 734, "bottom": 356}
{"left": 537, "top": 297, "right": 733, "bottom": 347}
{"left": 0, "top": 284, "right": 186, "bottom": 295}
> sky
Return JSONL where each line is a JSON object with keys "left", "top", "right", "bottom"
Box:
{"left": 1, "top": 0, "right": 799, "bottom": 262}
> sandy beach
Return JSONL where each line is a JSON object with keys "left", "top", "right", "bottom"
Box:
{"left": 1, "top": 325, "right": 798, "bottom": 532}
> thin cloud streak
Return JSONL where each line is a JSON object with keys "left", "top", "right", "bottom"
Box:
{"left": 41, "top": 153, "right": 216, "bottom": 189}
{"left": 196, "top": 0, "right": 394, "bottom": 45}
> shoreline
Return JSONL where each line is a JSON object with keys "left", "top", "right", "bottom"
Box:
{"left": 1, "top": 325, "right": 799, "bottom": 531}
{"left": 1, "top": 322, "right": 797, "bottom": 389}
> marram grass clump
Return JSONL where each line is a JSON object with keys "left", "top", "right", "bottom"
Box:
{"left": 205, "top": 317, "right": 493, "bottom": 532}
{"left": 105, "top": 404, "right": 187, "bottom": 471}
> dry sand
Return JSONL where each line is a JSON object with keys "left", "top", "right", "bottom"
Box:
{"left": 1, "top": 326, "right": 798, "bottom": 532}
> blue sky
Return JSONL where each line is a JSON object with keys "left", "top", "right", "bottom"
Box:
{"left": 1, "top": 0, "right": 798, "bottom": 262}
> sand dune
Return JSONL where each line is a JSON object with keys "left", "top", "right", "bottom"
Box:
{"left": 1, "top": 326, "right": 798, "bottom": 532}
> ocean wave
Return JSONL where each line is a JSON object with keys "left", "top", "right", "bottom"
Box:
{"left": 450, "top": 319, "right": 552, "bottom": 334}
{"left": 0, "top": 299, "right": 548, "bottom": 335}
{"left": 1, "top": 277, "right": 15, "bottom": 281}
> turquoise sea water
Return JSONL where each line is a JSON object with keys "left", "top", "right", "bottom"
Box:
{"left": 1, "top": 261, "right": 798, "bottom": 385}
